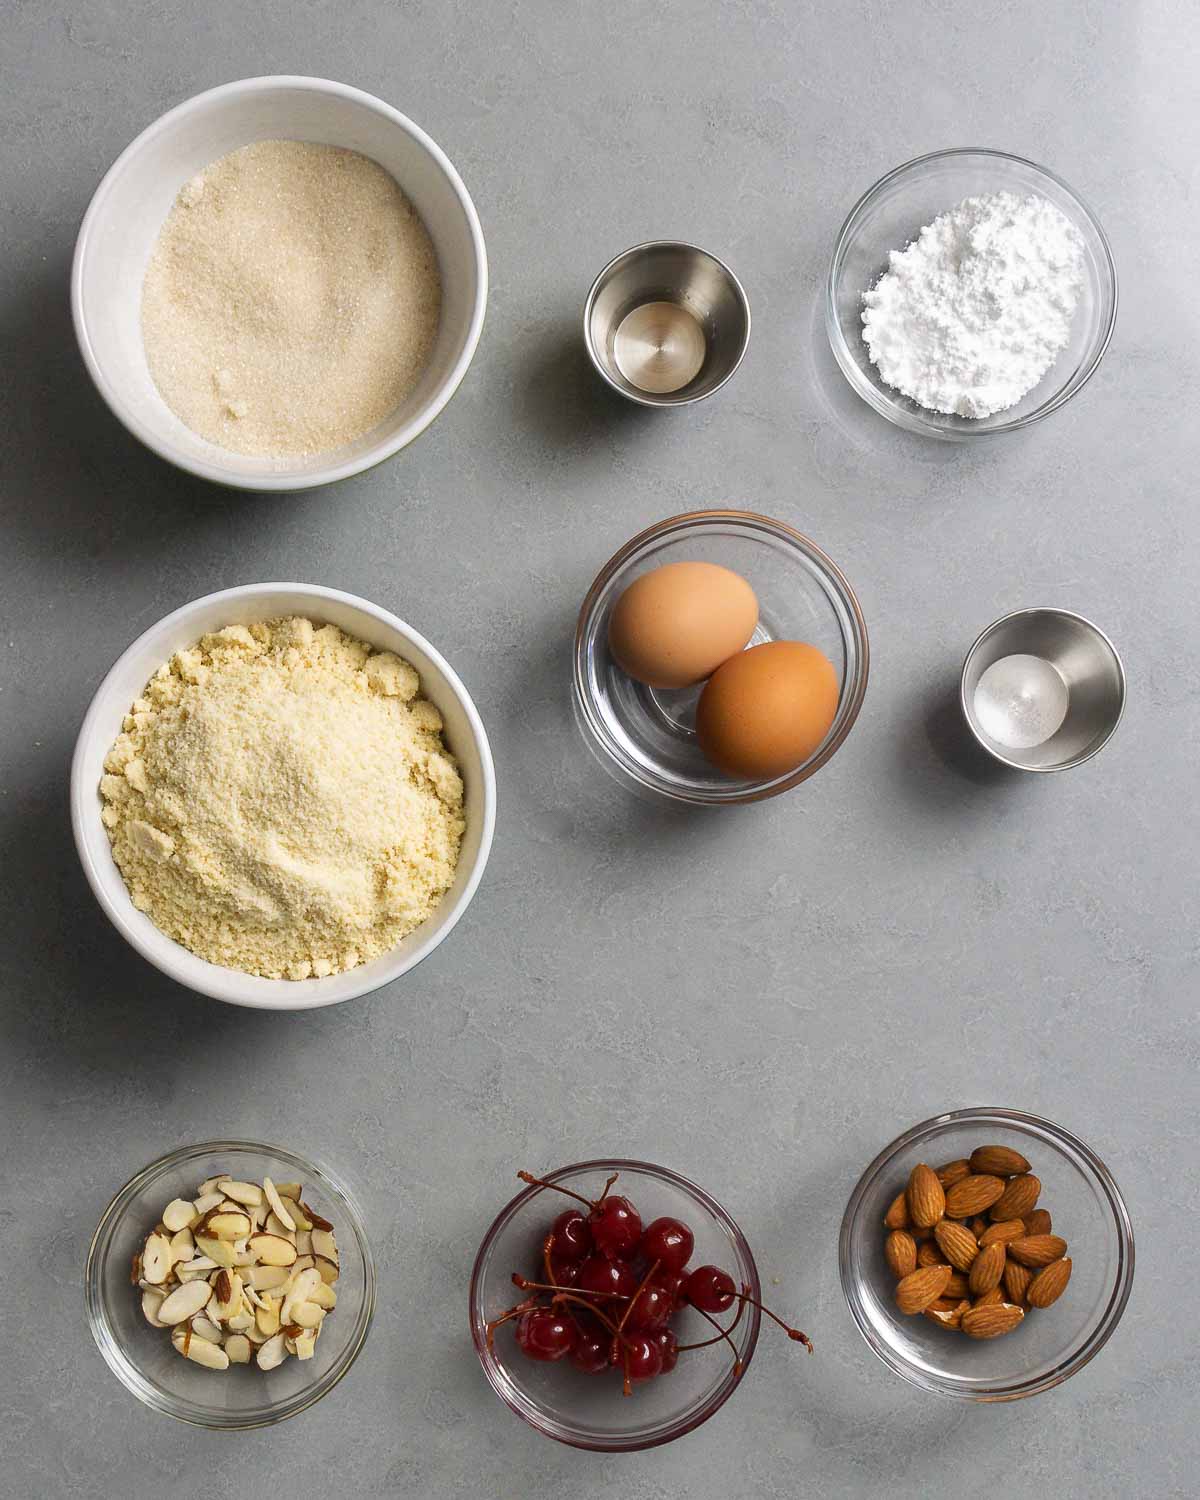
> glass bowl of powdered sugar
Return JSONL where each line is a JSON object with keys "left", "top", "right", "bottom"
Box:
{"left": 825, "top": 148, "right": 1116, "bottom": 440}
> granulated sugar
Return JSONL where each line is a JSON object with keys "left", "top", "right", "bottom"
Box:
{"left": 142, "top": 141, "right": 441, "bottom": 458}
{"left": 861, "top": 191, "right": 1084, "bottom": 419}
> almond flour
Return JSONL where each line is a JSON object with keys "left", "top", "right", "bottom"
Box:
{"left": 100, "top": 617, "right": 464, "bottom": 979}
{"left": 141, "top": 140, "right": 441, "bottom": 458}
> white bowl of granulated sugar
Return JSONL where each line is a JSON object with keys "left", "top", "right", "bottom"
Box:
{"left": 71, "top": 584, "right": 497, "bottom": 1010}
{"left": 72, "top": 77, "right": 487, "bottom": 490}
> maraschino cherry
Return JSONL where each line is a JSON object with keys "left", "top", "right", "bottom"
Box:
{"left": 487, "top": 1170, "right": 812, "bottom": 1396}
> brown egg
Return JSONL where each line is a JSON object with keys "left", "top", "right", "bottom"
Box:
{"left": 696, "top": 640, "right": 839, "bottom": 779}
{"left": 607, "top": 561, "right": 758, "bottom": 690}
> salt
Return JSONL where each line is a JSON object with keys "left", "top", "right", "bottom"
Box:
{"left": 973, "top": 654, "right": 1070, "bottom": 750}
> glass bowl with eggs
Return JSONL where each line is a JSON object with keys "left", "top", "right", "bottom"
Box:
{"left": 572, "top": 511, "right": 869, "bottom": 805}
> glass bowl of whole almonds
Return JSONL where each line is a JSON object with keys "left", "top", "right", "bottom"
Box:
{"left": 839, "top": 1108, "right": 1134, "bottom": 1400}
{"left": 85, "top": 1141, "right": 375, "bottom": 1427}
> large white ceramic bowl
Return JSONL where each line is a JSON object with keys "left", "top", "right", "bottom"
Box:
{"left": 71, "top": 77, "right": 487, "bottom": 490}
{"left": 70, "top": 584, "right": 497, "bottom": 1009}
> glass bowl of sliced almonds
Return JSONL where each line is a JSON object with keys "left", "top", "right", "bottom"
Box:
{"left": 85, "top": 1141, "right": 375, "bottom": 1427}
{"left": 839, "top": 1108, "right": 1134, "bottom": 1400}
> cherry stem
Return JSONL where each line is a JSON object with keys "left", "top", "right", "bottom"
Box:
{"left": 512, "top": 1272, "right": 630, "bottom": 1303}
{"left": 617, "top": 1258, "right": 660, "bottom": 1334}
{"left": 676, "top": 1294, "right": 746, "bottom": 1352}
{"left": 622, "top": 1344, "right": 632, "bottom": 1397}
{"left": 688, "top": 1299, "right": 744, "bottom": 1375}
{"left": 595, "top": 1172, "right": 620, "bottom": 1205}
{"left": 735, "top": 1291, "right": 813, "bottom": 1352}
{"left": 517, "top": 1170, "right": 596, "bottom": 1211}
{"left": 484, "top": 1296, "right": 538, "bottom": 1350}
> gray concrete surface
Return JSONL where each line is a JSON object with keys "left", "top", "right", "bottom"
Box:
{"left": 1, "top": 2, "right": 1196, "bottom": 1495}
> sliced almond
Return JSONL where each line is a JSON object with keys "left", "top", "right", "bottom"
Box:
{"left": 249, "top": 1233, "right": 297, "bottom": 1267}
{"left": 295, "top": 1230, "right": 313, "bottom": 1256}
{"left": 302, "top": 1203, "right": 334, "bottom": 1233}
{"left": 314, "top": 1255, "right": 339, "bottom": 1286}
{"left": 195, "top": 1234, "right": 236, "bottom": 1269}
{"left": 141, "top": 1288, "right": 167, "bottom": 1326}
{"left": 191, "top": 1313, "right": 223, "bottom": 1343}
{"left": 290, "top": 1301, "right": 324, "bottom": 1330}
{"left": 274, "top": 1182, "right": 303, "bottom": 1201}
{"left": 309, "top": 1282, "right": 336, "bottom": 1311}
{"left": 292, "top": 1330, "right": 316, "bottom": 1361}
{"left": 162, "top": 1198, "right": 197, "bottom": 1234}
{"left": 310, "top": 1228, "right": 338, "bottom": 1263}
{"left": 280, "top": 1197, "right": 311, "bottom": 1232}
{"left": 216, "top": 1179, "right": 264, "bottom": 1208}
{"left": 255, "top": 1297, "right": 281, "bottom": 1338}
{"left": 256, "top": 1332, "right": 288, "bottom": 1370}
{"left": 263, "top": 1178, "right": 296, "bottom": 1232}
{"left": 168, "top": 1227, "right": 195, "bottom": 1266}
{"left": 193, "top": 1191, "right": 224, "bottom": 1217}
{"left": 207, "top": 1210, "right": 252, "bottom": 1242}
{"left": 243, "top": 1322, "right": 269, "bottom": 1346}
{"left": 197, "top": 1175, "right": 226, "bottom": 1196}
{"left": 249, "top": 1264, "right": 291, "bottom": 1292}
{"left": 141, "top": 1233, "right": 171, "bottom": 1285}
{"left": 265, "top": 1213, "right": 298, "bottom": 1244}
{"left": 211, "top": 1270, "right": 242, "bottom": 1321}
{"left": 226, "top": 1307, "right": 255, "bottom": 1332}
{"left": 281, "top": 1268, "right": 321, "bottom": 1325}
{"left": 224, "top": 1333, "right": 252, "bottom": 1363}
{"left": 172, "top": 1325, "right": 229, "bottom": 1369}
{"left": 158, "top": 1280, "right": 213, "bottom": 1325}
{"left": 291, "top": 1254, "right": 315, "bottom": 1274}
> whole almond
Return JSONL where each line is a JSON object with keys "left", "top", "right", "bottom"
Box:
{"left": 944, "top": 1174, "right": 1006, "bottom": 1218}
{"left": 934, "top": 1219, "right": 979, "bottom": 1272}
{"left": 943, "top": 1271, "right": 970, "bottom": 1300}
{"left": 907, "top": 1164, "right": 945, "bottom": 1229}
{"left": 969, "top": 1216, "right": 990, "bottom": 1238}
{"left": 1008, "top": 1234, "right": 1068, "bottom": 1268}
{"left": 924, "top": 1297, "right": 969, "bottom": 1329}
{"left": 969, "top": 1145, "right": 1031, "bottom": 1177}
{"left": 979, "top": 1218, "right": 1026, "bottom": 1249}
{"left": 884, "top": 1230, "right": 917, "bottom": 1280}
{"left": 883, "top": 1190, "right": 910, "bottom": 1231}
{"left": 968, "top": 1240, "right": 1006, "bottom": 1295}
{"left": 1027, "top": 1257, "right": 1072, "bottom": 1308}
{"left": 962, "top": 1302, "right": 1024, "bottom": 1339}
{"left": 935, "top": 1159, "right": 971, "bottom": 1189}
{"left": 972, "top": 1286, "right": 1005, "bottom": 1308}
{"left": 917, "top": 1239, "right": 943, "bottom": 1269}
{"left": 1003, "top": 1259, "right": 1033, "bottom": 1305}
{"left": 895, "top": 1264, "right": 952, "bottom": 1315}
{"left": 1024, "top": 1208, "right": 1053, "bottom": 1237}
{"left": 990, "top": 1173, "right": 1041, "bottom": 1222}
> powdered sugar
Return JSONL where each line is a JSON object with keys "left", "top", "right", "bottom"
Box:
{"left": 861, "top": 191, "right": 1085, "bottom": 418}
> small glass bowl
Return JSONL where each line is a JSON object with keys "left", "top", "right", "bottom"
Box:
{"left": 573, "top": 511, "right": 869, "bottom": 804}
{"left": 840, "top": 1108, "right": 1134, "bottom": 1400}
{"left": 826, "top": 148, "right": 1117, "bottom": 439}
{"left": 469, "top": 1160, "right": 761, "bottom": 1450}
{"left": 85, "top": 1141, "right": 376, "bottom": 1428}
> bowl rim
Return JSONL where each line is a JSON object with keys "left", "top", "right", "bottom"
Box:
{"left": 572, "top": 508, "right": 870, "bottom": 804}
{"left": 84, "top": 1138, "right": 376, "bottom": 1428}
{"left": 468, "top": 1157, "right": 762, "bottom": 1450}
{"left": 838, "top": 1106, "right": 1135, "bottom": 1401}
{"left": 69, "top": 581, "right": 497, "bottom": 1010}
{"left": 959, "top": 607, "right": 1127, "bottom": 772}
{"left": 70, "top": 74, "right": 488, "bottom": 492}
{"left": 824, "top": 146, "right": 1118, "bottom": 441}
{"left": 582, "top": 240, "right": 751, "bottom": 408}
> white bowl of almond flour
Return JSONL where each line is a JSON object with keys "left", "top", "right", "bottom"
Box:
{"left": 71, "top": 584, "right": 496, "bottom": 1008}
{"left": 71, "top": 77, "right": 487, "bottom": 490}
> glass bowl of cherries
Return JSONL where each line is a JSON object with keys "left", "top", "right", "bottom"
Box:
{"left": 469, "top": 1159, "right": 810, "bottom": 1450}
